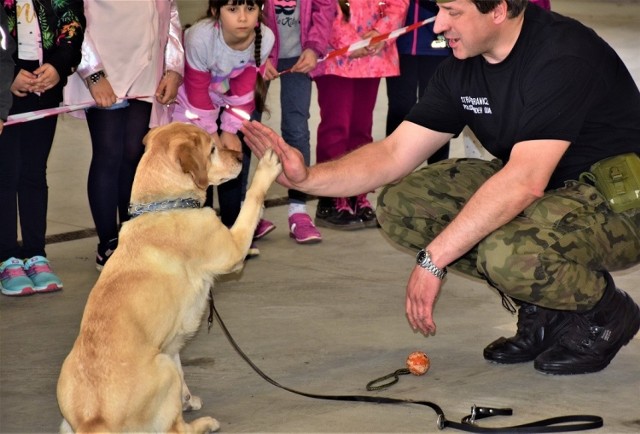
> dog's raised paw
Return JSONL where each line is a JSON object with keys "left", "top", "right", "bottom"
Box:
{"left": 257, "top": 148, "right": 283, "bottom": 178}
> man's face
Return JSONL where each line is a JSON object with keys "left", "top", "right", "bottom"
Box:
{"left": 433, "top": 0, "right": 502, "bottom": 61}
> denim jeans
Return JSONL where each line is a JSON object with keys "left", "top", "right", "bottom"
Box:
{"left": 277, "top": 57, "right": 312, "bottom": 204}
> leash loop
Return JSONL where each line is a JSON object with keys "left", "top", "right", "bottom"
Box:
{"left": 366, "top": 368, "right": 410, "bottom": 391}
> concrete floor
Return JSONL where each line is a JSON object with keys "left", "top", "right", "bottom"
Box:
{"left": 1, "top": 1, "right": 639, "bottom": 433}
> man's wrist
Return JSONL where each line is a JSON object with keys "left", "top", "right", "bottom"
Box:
{"left": 416, "top": 249, "right": 447, "bottom": 280}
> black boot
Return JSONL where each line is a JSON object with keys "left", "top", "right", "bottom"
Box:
{"left": 483, "top": 302, "right": 572, "bottom": 364}
{"left": 534, "top": 273, "right": 640, "bottom": 375}
{"left": 315, "top": 197, "right": 364, "bottom": 230}
{"left": 315, "top": 196, "right": 333, "bottom": 221}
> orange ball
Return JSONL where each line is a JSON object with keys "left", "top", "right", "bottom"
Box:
{"left": 406, "top": 351, "right": 430, "bottom": 375}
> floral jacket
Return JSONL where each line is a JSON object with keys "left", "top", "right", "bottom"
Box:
{"left": 315, "top": 0, "right": 408, "bottom": 79}
{"left": 3, "top": 0, "right": 84, "bottom": 105}
{"left": 1, "top": 7, "right": 15, "bottom": 120}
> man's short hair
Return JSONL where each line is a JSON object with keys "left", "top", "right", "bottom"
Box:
{"left": 471, "top": 0, "right": 528, "bottom": 18}
{"left": 435, "top": 0, "right": 528, "bottom": 19}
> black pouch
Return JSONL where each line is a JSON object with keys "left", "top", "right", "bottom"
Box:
{"left": 579, "top": 152, "right": 640, "bottom": 213}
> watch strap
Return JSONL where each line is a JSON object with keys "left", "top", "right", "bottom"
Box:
{"left": 416, "top": 249, "right": 447, "bottom": 280}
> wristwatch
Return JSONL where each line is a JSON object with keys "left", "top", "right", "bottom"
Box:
{"left": 416, "top": 249, "right": 447, "bottom": 280}
{"left": 86, "top": 70, "right": 106, "bottom": 87}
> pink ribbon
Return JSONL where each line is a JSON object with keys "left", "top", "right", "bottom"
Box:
{"left": 5, "top": 95, "right": 152, "bottom": 126}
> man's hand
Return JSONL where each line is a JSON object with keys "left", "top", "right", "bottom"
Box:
{"left": 241, "top": 120, "right": 308, "bottom": 189}
{"left": 155, "top": 70, "right": 182, "bottom": 105}
{"left": 405, "top": 266, "right": 443, "bottom": 335}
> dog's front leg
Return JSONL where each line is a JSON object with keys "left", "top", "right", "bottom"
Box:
{"left": 229, "top": 149, "right": 282, "bottom": 255}
{"left": 173, "top": 353, "right": 202, "bottom": 412}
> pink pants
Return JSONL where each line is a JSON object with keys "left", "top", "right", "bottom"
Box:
{"left": 315, "top": 75, "right": 381, "bottom": 164}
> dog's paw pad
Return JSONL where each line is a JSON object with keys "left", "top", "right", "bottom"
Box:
{"left": 260, "top": 149, "right": 282, "bottom": 171}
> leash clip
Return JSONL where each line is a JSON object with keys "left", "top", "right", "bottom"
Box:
{"left": 469, "top": 404, "right": 478, "bottom": 424}
{"left": 464, "top": 405, "right": 513, "bottom": 425}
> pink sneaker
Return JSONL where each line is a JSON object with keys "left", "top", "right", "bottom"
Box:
{"left": 289, "top": 213, "right": 322, "bottom": 244}
{"left": 253, "top": 218, "right": 276, "bottom": 240}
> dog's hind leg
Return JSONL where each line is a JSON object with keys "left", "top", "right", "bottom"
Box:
{"left": 173, "top": 353, "right": 202, "bottom": 411}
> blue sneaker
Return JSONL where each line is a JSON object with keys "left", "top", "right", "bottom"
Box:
{"left": 0, "top": 258, "right": 35, "bottom": 296}
{"left": 24, "top": 256, "right": 63, "bottom": 293}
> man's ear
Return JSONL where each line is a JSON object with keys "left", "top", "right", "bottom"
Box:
{"left": 492, "top": 1, "right": 509, "bottom": 24}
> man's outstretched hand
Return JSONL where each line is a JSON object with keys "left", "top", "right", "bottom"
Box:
{"left": 241, "top": 120, "right": 309, "bottom": 189}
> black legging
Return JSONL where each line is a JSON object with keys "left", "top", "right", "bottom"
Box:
{"left": 86, "top": 100, "right": 151, "bottom": 247}
{"left": 0, "top": 92, "right": 58, "bottom": 261}
{"left": 205, "top": 134, "right": 252, "bottom": 227}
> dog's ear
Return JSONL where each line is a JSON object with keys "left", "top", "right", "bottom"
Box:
{"left": 142, "top": 126, "right": 161, "bottom": 149}
{"left": 177, "top": 143, "right": 209, "bottom": 190}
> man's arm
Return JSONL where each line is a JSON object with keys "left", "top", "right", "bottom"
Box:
{"left": 242, "top": 119, "right": 452, "bottom": 197}
{"left": 406, "top": 139, "right": 571, "bottom": 335}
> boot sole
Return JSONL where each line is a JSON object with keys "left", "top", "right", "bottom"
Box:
{"left": 484, "top": 352, "right": 538, "bottom": 364}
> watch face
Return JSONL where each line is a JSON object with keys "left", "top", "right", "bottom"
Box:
{"left": 417, "top": 250, "right": 427, "bottom": 264}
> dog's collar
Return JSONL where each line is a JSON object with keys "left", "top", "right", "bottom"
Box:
{"left": 128, "top": 198, "right": 201, "bottom": 218}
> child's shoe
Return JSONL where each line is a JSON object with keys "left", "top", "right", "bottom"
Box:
{"left": 0, "top": 258, "right": 35, "bottom": 296}
{"left": 289, "top": 213, "right": 322, "bottom": 244}
{"left": 24, "top": 256, "right": 63, "bottom": 293}
{"left": 96, "top": 238, "right": 118, "bottom": 271}
{"left": 253, "top": 218, "right": 276, "bottom": 240}
{"left": 354, "top": 194, "right": 379, "bottom": 228}
{"left": 315, "top": 197, "right": 364, "bottom": 231}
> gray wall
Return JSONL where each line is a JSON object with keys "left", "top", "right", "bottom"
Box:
{"left": 177, "top": 0, "right": 208, "bottom": 27}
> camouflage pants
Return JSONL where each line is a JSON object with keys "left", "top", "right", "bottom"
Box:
{"left": 377, "top": 158, "right": 640, "bottom": 311}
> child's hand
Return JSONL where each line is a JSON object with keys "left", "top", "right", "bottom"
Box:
{"left": 89, "top": 78, "right": 118, "bottom": 108}
{"left": 263, "top": 59, "right": 279, "bottom": 81}
{"left": 156, "top": 70, "right": 182, "bottom": 105}
{"left": 31, "top": 63, "right": 60, "bottom": 93}
{"left": 291, "top": 49, "right": 319, "bottom": 74}
{"left": 11, "top": 69, "right": 38, "bottom": 97}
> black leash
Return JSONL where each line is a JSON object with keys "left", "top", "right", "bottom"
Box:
{"left": 208, "top": 295, "right": 603, "bottom": 432}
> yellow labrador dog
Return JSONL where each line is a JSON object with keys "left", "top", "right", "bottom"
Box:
{"left": 57, "top": 122, "right": 281, "bottom": 433}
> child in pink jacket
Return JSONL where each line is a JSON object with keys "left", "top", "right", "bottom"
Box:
{"left": 262, "top": 0, "right": 335, "bottom": 244}
{"left": 314, "top": 0, "right": 408, "bottom": 231}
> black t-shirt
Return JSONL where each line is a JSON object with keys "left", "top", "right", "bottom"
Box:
{"left": 406, "top": 5, "right": 640, "bottom": 189}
